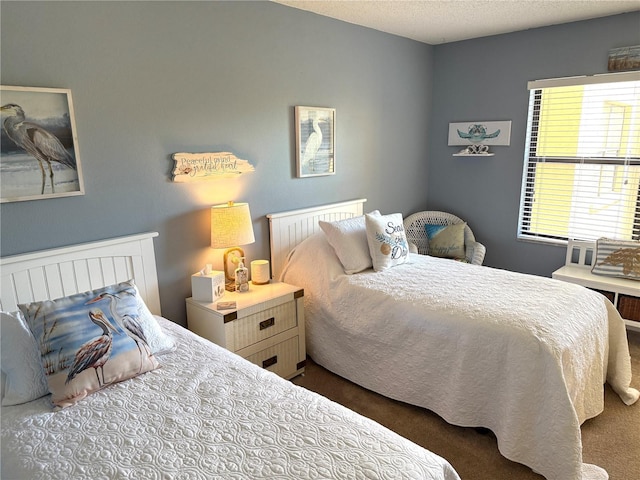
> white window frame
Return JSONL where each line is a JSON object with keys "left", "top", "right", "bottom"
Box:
{"left": 517, "top": 71, "right": 640, "bottom": 245}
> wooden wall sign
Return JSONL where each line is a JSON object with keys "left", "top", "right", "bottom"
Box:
{"left": 172, "top": 152, "right": 255, "bottom": 181}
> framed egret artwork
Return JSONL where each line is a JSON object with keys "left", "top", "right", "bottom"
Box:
{"left": 295, "top": 106, "right": 335, "bottom": 177}
{"left": 0, "top": 85, "right": 84, "bottom": 203}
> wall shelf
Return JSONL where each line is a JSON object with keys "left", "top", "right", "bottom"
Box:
{"left": 452, "top": 153, "right": 495, "bottom": 157}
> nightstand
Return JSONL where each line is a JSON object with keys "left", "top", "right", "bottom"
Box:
{"left": 186, "top": 282, "right": 306, "bottom": 379}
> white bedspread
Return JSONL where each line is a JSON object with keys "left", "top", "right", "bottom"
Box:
{"left": 281, "top": 233, "right": 639, "bottom": 480}
{"left": 1, "top": 317, "right": 460, "bottom": 480}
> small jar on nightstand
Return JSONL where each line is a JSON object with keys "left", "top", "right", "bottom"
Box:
{"left": 186, "top": 282, "right": 306, "bottom": 379}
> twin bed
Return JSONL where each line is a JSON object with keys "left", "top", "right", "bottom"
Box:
{"left": 0, "top": 231, "right": 460, "bottom": 480}
{"left": 1, "top": 198, "right": 638, "bottom": 480}
{"left": 269, "top": 199, "right": 639, "bottom": 480}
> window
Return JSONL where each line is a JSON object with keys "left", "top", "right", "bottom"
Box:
{"left": 518, "top": 72, "right": 640, "bottom": 244}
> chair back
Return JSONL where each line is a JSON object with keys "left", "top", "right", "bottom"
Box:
{"left": 404, "top": 211, "right": 475, "bottom": 254}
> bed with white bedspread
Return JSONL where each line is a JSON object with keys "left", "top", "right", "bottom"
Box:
{"left": 268, "top": 199, "right": 640, "bottom": 480}
{"left": 0, "top": 232, "right": 460, "bottom": 480}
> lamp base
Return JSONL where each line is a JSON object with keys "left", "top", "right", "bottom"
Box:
{"left": 223, "top": 246, "right": 245, "bottom": 288}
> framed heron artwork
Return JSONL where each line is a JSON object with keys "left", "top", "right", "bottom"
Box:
{"left": 0, "top": 85, "right": 84, "bottom": 203}
{"left": 295, "top": 106, "right": 335, "bottom": 177}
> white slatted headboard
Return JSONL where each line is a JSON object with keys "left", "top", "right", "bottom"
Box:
{"left": 267, "top": 199, "right": 367, "bottom": 280}
{"left": 0, "top": 232, "right": 161, "bottom": 315}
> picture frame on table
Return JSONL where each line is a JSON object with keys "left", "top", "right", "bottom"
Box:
{"left": 295, "top": 106, "right": 335, "bottom": 178}
{"left": 0, "top": 85, "right": 84, "bottom": 203}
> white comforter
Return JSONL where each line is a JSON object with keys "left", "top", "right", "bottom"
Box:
{"left": 1, "top": 317, "right": 461, "bottom": 480}
{"left": 281, "top": 232, "right": 639, "bottom": 480}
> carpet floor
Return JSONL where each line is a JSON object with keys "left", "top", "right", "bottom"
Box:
{"left": 292, "top": 329, "right": 640, "bottom": 479}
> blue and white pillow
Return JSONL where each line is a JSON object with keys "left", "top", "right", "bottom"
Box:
{"left": 425, "top": 223, "right": 466, "bottom": 260}
{"left": 18, "top": 280, "right": 166, "bottom": 409}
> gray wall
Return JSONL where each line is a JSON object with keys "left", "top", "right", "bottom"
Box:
{"left": 2, "top": 2, "right": 639, "bottom": 324}
{"left": 0, "top": 1, "right": 433, "bottom": 325}
{"left": 427, "top": 12, "right": 640, "bottom": 276}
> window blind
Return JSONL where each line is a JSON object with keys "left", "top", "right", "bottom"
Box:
{"left": 518, "top": 72, "right": 640, "bottom": 243}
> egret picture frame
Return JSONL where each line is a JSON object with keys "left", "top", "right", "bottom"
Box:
{"left": 0, "top": 85, "right": 84, "bottom": 203}
{"left": 295, "top": 106, "right": 335, "bottom": 178}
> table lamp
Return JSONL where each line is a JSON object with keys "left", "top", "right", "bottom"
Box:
{"left": 211, "top": 201, "right": 255, "bottom": 291}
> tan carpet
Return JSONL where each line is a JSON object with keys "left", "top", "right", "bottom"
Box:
{"left": 293, "top": 329, "right": 640, "bottom": 479}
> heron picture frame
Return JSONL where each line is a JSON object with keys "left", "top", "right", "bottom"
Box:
{"left": 0, "top": 85, "right": 84, "bottom": 203}
{"left": 295, "top": 106, "right": 335, "bottom": 178}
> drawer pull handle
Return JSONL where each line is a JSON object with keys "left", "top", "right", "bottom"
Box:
{"left": 262, "top": 355, "right": 278, "bottom": 368}
{"left": 259, "top": 317, "right": 275, "bottom": 330}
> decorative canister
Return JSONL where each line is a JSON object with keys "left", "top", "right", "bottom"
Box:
{"left": 251, "top": 260, "right": 270, "bottom": 285}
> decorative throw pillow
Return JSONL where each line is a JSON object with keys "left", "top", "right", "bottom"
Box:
{"left": 365, "top": 213, "right": 409, "bottom": 271}
{"left": 1, "top": 310, "right": 49, "bottom": 406}
{"left": 18, "top": 280, "right": 162, "bottom": 409}
{"left": 591, "top": 238, "right": 640, "bottom": 280}
{"left": 319, "top": 210, "right": 381, "bottom": 274}
{"left": 425, "top": 223, "right": 466, "bottom": 260}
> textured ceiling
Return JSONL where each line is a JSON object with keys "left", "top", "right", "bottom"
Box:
{"left": 273, "top": 0, "right": 640, "bottom": 44}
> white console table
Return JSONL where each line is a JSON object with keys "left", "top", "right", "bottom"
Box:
{"left": 552, "top": 240, "right": 640, "bottom": 332}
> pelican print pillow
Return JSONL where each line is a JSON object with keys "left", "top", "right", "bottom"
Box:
{"left": 18, "top": 281, "right": 160, "bottom": 409}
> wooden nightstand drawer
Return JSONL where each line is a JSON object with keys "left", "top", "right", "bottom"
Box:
{"left": 243, "top": 335, "right": 300, "bottom": 378}
{"left": 232, "top": 300, "right": 297, "bottom": 351}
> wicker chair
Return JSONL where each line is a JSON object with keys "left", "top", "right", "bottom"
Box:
{"left": 403, "top": 211, "right": 486, "bottom": 265}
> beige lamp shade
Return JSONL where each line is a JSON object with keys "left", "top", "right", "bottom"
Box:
{"left": 210, "top": 202, "right": 255, "bottom": 249}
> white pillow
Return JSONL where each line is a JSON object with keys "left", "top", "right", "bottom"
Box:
{"left": 365, "top": 212, "right": 409, "bottom": 271}
{"left": 319, "top": 210, "right": 380, "bottom": 274}
{"left": 1, "top": 310, "right": 49, "bottom": 406}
